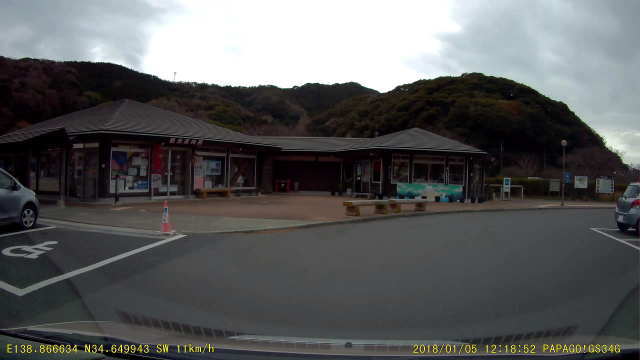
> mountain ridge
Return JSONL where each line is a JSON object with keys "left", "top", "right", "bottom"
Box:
{"left": 0, "top": 56, "right": 628, "bottom": 177}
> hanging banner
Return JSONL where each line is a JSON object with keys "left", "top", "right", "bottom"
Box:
{"left": 151, "top": 144, "right": 165, "bottom": 175}
{"left": 397, "top": 183, "right": 464, "bottom": 202}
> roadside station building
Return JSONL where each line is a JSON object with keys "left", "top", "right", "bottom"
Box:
{"left": 0, "top": 99, "right": 488, "bottom": 203}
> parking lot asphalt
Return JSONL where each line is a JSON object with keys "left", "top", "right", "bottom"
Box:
{"left": 0, "top": 209, "right": 638, "bottom": 343}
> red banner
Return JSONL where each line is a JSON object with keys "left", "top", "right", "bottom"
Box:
{"left": 151, "top": 144, "right": 165, "bottom": 175}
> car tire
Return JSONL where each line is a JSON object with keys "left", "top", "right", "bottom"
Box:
{"left": 18, "top": 204, "right": 38, "bottom": 230}
{"left": 617, "top": 222, "right": 629, "bottom": 232}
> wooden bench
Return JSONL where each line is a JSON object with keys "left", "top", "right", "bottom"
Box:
{"left": 196, "top": 188, "right": 231, "bottom": 199}
{"left": 389, "top": 199, "right": 427, "bottom": 213}
{"left": 343, "top": 200, "right": 390, "bottom": 216}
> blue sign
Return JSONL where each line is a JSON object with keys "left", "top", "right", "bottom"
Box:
{"left": 563, "top": 172, "right": 573, "bottom": 184}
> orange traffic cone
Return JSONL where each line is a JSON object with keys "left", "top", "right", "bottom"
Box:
{"left": 161, "top": 200, "right": 174, "bottom": 234}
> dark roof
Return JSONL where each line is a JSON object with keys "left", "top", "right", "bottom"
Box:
{"left": 259, "top": 136, "right": 368, "bottom": 152}
{"left": 0, "top": 99, "right": 275, "bottom": 147}
{"left": 347, "top": 128, "right": 486, "bottom": 154}
{"left": 0, "top": 126, "right": 66, "bottom": 144}
{"left": 260, "top": 128, "right": 486, "bottom": 154}
{"left": 0, "top": 100, "right": 486, "bottom": 155}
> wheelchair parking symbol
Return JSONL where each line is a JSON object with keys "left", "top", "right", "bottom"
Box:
{"left": 2, "top": 241, "right": 58, "bottom": 259}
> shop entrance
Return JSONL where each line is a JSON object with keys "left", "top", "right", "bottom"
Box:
{"left": 154, "top": 148, "right": 188, "bottom": 197}
{"left": 69, "top": 145, "right": 99, "bottom": 200}
{"left": 353, "top": 160, "right": 371, "bottom": 194}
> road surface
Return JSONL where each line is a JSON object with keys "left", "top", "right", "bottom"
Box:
{"left": 0, "top": 209, "right": 637, "bottom": 343}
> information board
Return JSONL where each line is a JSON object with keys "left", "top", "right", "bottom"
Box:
{"left": 574, "top": 176, "right": 588, "bottom": 189}
{"left": 595, "top": 178, "right": 614, "bottom": 194}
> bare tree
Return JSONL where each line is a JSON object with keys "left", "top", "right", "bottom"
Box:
{"left": 515, "top": 154, "right": 539, "bottom": 176}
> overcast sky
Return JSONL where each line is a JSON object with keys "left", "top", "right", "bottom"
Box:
{"left": 1, "top": 0, "right": 638, "bottom": 165}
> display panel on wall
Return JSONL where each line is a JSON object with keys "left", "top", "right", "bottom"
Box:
{"left": 397, "top": 182, "right": 464, "bottom": 202}
{"left": 193, "top": 155, "right": 226, "bottom": 190}
{"left": 110, "top": 147, "right": 150, "bottom": 193}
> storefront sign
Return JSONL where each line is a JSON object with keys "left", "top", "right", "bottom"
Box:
{"left": 169, "top": 138, "right": 203, "bottom": 145}
{"left": 397, "top": 183, "right": 464, "bottom": 202}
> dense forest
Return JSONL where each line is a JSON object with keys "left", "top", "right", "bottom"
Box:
{"left": 309, "top": 73, "right": 628, "bottom": 177}
{"left": 0, "top": 56, "right": 631, "bottom": 178}
{"left": 0, "top": 56, "right": 376, "bottom": 136}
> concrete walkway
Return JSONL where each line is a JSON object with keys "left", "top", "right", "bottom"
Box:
{"left": 40, "top": 204, "right": 320, "bottom": 234}
{"left": 39, "top": 195, "right": 615, "bottom": 234}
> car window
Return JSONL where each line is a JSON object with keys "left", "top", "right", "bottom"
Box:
{"left": 0, "top": 171, "right": 13, "bottom": 189}
{"left": 623, "top": 185, "right": 640, "bottom": 198}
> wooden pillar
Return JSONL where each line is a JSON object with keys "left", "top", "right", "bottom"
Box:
{"left": 408, "top": 153, "right": 414, "bottom": 183}
{"left": 259, "top": 153, "right": 274, "bottom": 193}
{"left": 382, "top": 151, "right": 393, "bottom": 197}
{"left": 58, "top": 147, "right": 68, "bottom": 207}
{"left": 185, "top": 147, "right": 194, "bottom": 198}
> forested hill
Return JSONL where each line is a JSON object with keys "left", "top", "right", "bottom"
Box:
{"left": 309, "top": 73, "right": 625, "bottom": 175}
{"left": 0, "top": 56, "right": 377, "bottom": 135}
{"left": 0, "top": 56, "right": 627, "bottom": 176}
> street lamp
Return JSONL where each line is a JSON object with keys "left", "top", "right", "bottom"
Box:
{"left": 561, "top": 139, "right": 568, "bottom": 206}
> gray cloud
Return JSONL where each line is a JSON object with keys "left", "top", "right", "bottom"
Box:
{"left": 414, "top": 0, "right": 640, "bottom": 164}
{"left": 0, "top": 0, "right": 177, "bottom": 69}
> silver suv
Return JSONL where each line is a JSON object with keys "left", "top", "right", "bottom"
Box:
{"left": 0, "top": 168, "right": 40, "bottom": 230}
{"left": 615, "top": 182, "right": 640, "bottom": 234}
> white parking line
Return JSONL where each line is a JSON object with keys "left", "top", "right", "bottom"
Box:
{"left": 0, "top": 226, "right": 56, "bottom": 238}
{"left": 0, "top": 234, "right": 186, "bottom": 297}
{"left": 589, "top": 228, "right": 640, "bottom": 251}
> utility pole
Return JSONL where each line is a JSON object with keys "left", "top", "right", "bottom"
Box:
{"left": 561, "top": 139, "right": 567, "bottom": 206}
{"left": 499, "top": 140, "right": 504, "bottom": 175}
{"left": 173, "top": 72, "right": 176, "bottom": 82}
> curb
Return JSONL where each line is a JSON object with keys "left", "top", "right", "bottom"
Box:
{"left": 185, "top": 205, "right": 615, "bottom": 235}
{"left": 40, "top": 218, "right": 171, "bottom": 238}
{"left": 41, "top": 205, "right": 614, "bottom": 236}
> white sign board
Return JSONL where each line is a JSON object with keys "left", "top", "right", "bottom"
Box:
{"left": 503, "top": 177, "right": 511, "bottom": 193}
{"left": 595, "top": 178, "right": 614, "bottom": 194}
{"left": 549, "top": 179, "right": 561, "bottom": 192}
{"left": 574, "top": 176, "right": 588, "bottom": 189}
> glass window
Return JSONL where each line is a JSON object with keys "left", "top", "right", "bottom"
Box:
{"left": 110, "top": 147, "right": 150, "bottom": 193}
{"left": 194, "top": 155, "right": 226, "bottom": 189}
{"left": 230, "top": 156, "right": 256, "bottom": 188}
{"left": 623, "top": 185, "right": 640, "bottom": 198}
{"left": 372, "top": 159, "right": 382, "bottom": 182}
{"left": 391, "top": 155, "right": 410, "bottom": 183}
{"left": 0, "top": 156, "right": 15, "bottom": 175}
{"left": 448, "top": 163, "right": 465, "bottom": 185}
{"left": 0, "top": 171, "right": 12, "bottom": 188}
{"left": 38, "top": 149, "right": 61, "bottom": 192}
{"left": 413, "top": 163, "right": 428, "bottom": 183}
{"left": 429, "top": 163, "right": 446, "bottom": 183}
